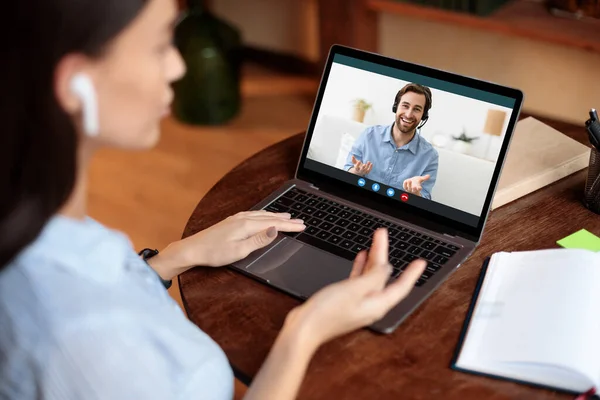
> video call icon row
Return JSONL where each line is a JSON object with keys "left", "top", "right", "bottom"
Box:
{"left": 357, "top": 178, "right": 408, "bottom": 202}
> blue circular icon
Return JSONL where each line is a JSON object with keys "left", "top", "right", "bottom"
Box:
{"left": 371, "top": 183, "right": 380, "bottom": 192}
{"left": 386, "top": 188, "right": 395, "bottom": 197}
{"left": 358, "top": 178, "right": 366, "bottom": 187}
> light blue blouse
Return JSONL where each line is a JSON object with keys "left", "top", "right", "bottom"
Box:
{"left": 0, "top": 215, "right": 234, "bottom": 399}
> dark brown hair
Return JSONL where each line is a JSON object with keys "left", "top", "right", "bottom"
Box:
{"left": 394, "top": 83, "right": 433, "bottom": 117}
{"left": 0, "top": 0, "right": 147, "bottom": 269}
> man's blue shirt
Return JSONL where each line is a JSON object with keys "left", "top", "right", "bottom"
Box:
{"left": 344, "top": 124, "right": 439, "bottom": 199}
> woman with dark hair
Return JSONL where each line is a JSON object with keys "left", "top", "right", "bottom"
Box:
{"left": 0, "top": 0, "right": 425, "bottom": 398}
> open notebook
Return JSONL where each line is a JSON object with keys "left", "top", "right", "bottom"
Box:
{"left": 452, "top": 249, "right": 600, "bottom": 395}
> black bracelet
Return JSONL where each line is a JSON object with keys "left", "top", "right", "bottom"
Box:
{"left": 138, "top": 248, "right": 172, "bottom": 290}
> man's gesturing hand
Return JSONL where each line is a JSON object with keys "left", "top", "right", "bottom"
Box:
{"left": 402, "top": 174, "right": 430, "bottom": 196}
{"left": 349, "top": 155, "right": 373, "bottom": 176}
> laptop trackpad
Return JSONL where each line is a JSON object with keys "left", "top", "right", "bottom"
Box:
{"left": 246, "top": 237, "right": 353, "bottom": 298}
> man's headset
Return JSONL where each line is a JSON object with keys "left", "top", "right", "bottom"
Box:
{"left": 392, "top": 84, "right": 432, "bottom": 129}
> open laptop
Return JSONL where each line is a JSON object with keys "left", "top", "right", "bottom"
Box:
{"left": 231, "top": 45, "right": 523, "bottom": 334}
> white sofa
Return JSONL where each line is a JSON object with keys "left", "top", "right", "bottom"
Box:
{"left": 307, "top": 114, "right": 495, "bottom": 216}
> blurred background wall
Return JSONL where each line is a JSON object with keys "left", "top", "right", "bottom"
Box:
{"left": 209, "top": 0, "right": 600, "bottom": 125}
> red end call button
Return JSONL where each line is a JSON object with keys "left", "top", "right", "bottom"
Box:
{"left": 400, "top": 193, "right": 409, "bottom": 202}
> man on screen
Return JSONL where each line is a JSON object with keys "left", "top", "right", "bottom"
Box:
{"left": 343, "top": 83, "right": 439, "bottom": 199}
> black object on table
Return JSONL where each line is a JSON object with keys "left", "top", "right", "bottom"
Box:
{"left": 584, "top": 108, "right": 600, "bottom": 214}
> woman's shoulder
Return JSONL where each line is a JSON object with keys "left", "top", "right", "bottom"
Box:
{"left": 0, "top": 215, "right": 164, "bottom": 357}
{"left": 0, "top": 255, "right": 233, "bottom": 399}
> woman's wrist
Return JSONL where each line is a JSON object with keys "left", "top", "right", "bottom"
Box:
{"left": 146, "top": 241, "right": 194, "bottom": 280}
{"left": 244, "top": 306, "right": 322, "bottom": 400}
{"left": 279, "top": 306, "right": 322, "bottom": 358}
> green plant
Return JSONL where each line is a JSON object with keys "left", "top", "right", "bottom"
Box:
{"left": 352, "top": 98, "right": 372, "bottom": 112}
{"left": 452, "top": 132, "right": 479, "bottom": 143}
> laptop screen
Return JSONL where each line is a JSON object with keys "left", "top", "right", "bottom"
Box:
{"left": 300, "top": 50, "right": 521, "bottom": 233}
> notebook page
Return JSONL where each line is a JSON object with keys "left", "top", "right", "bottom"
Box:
{"left": 457, "top": 249, "right": 600, "bottom": 391}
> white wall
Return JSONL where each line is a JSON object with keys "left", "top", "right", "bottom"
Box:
{"left": 318, "top": 63, "right": 513, "bottom": 161}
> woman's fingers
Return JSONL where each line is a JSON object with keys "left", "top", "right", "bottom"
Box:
{"left": 345, "top": 229, "right": 391, "bottom": 294}
{"left": 349, "top": 250, "right": 368, "bottom": 279}
{"left": 243, "top": 210, "right": 291, "bottom": 219}
{"left": 377, "top": 259, "right": 426, "bottom": 309}
{"left": 243, "top": 218, "right": 306, "bottom": 236}
{"left": 348, "top": 258, "right": 391, "bottom": 297}
{"left": 238, "top": 226, "right": 280, "bottom": 257}
{"left": 358, "top": 259, "right": 425, "bottom": 322}
{"left": 368, "top": 228, "right": 389, "bottom": 267}
{"left": 245, "top": 214, "right": 304, "bottom": 223}
{"left": 235, "top": 211, "right": 306, "bottom": 224}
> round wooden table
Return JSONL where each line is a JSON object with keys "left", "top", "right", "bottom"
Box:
{"left": 180, "top": 119, "right": 590, "bottom": 399}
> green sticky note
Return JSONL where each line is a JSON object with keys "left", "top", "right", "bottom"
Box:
{"left": 557, "top": 229, "right": 600, "bottom": 252}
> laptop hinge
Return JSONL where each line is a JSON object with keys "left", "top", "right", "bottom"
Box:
{"left": 308, "top": 183, "right": 319, "bottom": 190}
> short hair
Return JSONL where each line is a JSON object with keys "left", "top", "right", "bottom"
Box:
{"left": 394, "top": 83, "right": 432, "bottom": 116}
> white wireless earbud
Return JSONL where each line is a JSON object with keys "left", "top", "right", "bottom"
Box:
{"left": 69, "top": 73, "right": 99, "bottom": 137}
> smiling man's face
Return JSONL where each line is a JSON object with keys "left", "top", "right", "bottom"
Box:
{"left": 395, "top": 91, "right": 426, "bottom": 134}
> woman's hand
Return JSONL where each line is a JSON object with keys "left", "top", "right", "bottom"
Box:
{"left": 286, "top": 228, "right": 426, "bottom": 351}
{"left": 243, "top": 228, "right": 425, "bottom": 400}
{"left": 148, "top": 211, "right": 305, "bottom": 280}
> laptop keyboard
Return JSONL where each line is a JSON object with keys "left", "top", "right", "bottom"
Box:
{"left": 263, "top": 187, "right": 460, "bottom": 287}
